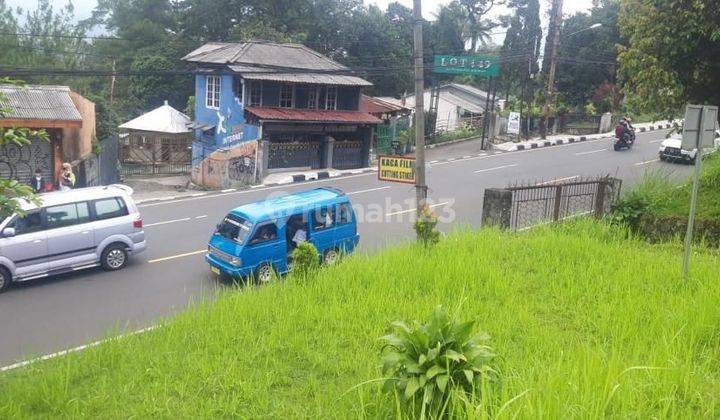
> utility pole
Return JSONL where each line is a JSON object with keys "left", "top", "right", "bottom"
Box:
{"left": 541, "top": 0, "right": 563, "bottom": 139}
{"left": 413, "top": 0, "right": 427, "bottom": 216}
{"left": 109, "top": 58, "right": 117, "bottom": 106}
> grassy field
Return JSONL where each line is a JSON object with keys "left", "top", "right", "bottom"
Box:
{"left": 617, "top": 152, "right": 720, "bottom": 220}
{"left": 1, "top": 221, "right": 719, "bottom": 418}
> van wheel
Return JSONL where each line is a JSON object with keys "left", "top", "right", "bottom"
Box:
{"left": 102, "top": 244, "right": 128, "bottom": 271}
{"left": 323, "top": 248, "right": 340, "bottom": 265}
{"left": 255, "top": 262, "right": 274, "bottom": 284}
{"left": 0, "top": 267, "right": 11, "bottom": 293}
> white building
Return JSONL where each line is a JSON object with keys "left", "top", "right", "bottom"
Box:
{"left": 403, "top": 83, "right": 489, "bottom": 132}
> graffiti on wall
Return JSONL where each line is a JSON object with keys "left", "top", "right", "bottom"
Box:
{"left": 0, "top": 139, "right": 53, "bottom": 181}
{"left": 227, "top": 140, "right": 257, "bottom": 185}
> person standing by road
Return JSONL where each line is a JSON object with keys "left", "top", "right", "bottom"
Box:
{"left": 58, "top": 163, "right": 76, "bottom": 191}
{"left": 29, "top": 168, "right": 46, "bottom": 193}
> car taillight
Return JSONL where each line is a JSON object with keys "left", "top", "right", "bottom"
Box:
{"left": 133, "top": 219, "right": 143, "bottom": 229}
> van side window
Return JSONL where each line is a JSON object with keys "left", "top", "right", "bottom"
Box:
{"left": 11, "top": 211, "right": 43, "bottom": 235}
{"left": 46, "top": 202, "right": 91, "bottom": 229}
{"left": 94, "top": 198, "right": 128, "bottom": 220}
{"left": 312, "top": 208, "right": 334, "bottom": 230}
{"left": 337, "top": 203, "right": 352, "bottom": 224}
{"left": 249, "top": 223, "right": 278, "bottom": 244}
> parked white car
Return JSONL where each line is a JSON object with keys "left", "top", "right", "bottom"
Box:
{"left": 659, "top": 131, "right": 720, "bottom": 164}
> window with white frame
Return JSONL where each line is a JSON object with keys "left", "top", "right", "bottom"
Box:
{"left": 325, "top": 86, "right": 338, "bottom": 110}
{"left": 249, "top": 81, "right": 262, "bottom": 106}
{"left": 205, "top": 75, "right": 221, "bottom": 109}
{"left": 279, "top": 84, "right": 294, "bottom": 108}
{"left": 307, "top": 87, "right": 318, "bottom": 109}
{"left": 234, "top": 77, "right": 243, "bottom": 104}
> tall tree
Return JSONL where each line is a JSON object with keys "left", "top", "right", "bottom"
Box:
{"left": 427, "top": 2, "right": 466, "bottom": 57}
{"left": 457, "top": 0, "right": 499, "bottom": 52}
{"left": 555, "top": 0, "right": 620, "bottom": 110}
{"left": 499, "top": 0, "right": 542, "bottom": 100}
{"left": 618, "top": 0, "right": 720, "bottom": 118}
{"left": 341, "top": 4, "right": 413, "bottom": 97}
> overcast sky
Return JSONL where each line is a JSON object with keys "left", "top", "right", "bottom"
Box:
{"left": 7, "top": 0, "right": 596, "bottom": 36}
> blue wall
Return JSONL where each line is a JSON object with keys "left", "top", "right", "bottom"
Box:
{"left": 193, "top": 73, "right": 260, "bottom": 148}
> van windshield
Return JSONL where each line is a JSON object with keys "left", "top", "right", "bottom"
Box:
{"left": 217, "top": 214, "right": 252, "bottom": 244}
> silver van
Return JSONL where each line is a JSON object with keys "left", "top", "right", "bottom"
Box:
{"left": 0, "top": 185, "right": 146, "bottom": 293}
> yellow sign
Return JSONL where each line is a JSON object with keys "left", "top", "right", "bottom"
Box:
{"left": 378, "top": 155, "right": 416, "bottom": 184}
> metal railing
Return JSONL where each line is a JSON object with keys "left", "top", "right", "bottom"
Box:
{"left": 508, "top": 177, "right": 622, "bottom": 230}
{"left": 482, "top": 176, "right": 622, "bottom": 230}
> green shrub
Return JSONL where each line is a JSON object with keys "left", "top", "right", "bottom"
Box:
{"left": 414, "top": 204, "right": 440, "bottom": 247}
{"left": 290, "top": 242, "right": 319, "bottom": 277}
{"left": 380, "top": 306, "right": 497, "bottom": 418}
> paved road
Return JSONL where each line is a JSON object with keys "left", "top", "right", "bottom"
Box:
{"left": 0, "top": 130, "right": 692, "bottom": 366}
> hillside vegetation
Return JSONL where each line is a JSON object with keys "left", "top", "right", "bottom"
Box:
{"left": 0, "top": 222, "right": 718, "bottom": 418}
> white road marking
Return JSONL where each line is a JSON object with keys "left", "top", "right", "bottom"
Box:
{"left": 148, "top": 250, "right": 207, "bottom": 264}
{"left": 536, "top": 175, "right": 579, "bottom": 186}
{"left": 138, "top": 130, "right": 671, "bottom": 208}
{"left": 144, "top": 217, "right": 191, "bottom": 227}
{"left": 0, "top": 326, "right": 160, "bottom": 373}
{"left": 634, "top": 159, "right": 658, "bottom": 166}
{"left": 347, "top": 186, "right": 390, "bottom": 195}
{"left": 385, "top": 202, "right": 449, "bottom": 217}
{"left": 649, "top": 139, "right": 664, "bottom": 144}
{"left": 144, "top": 187, "right": 389, "bottom": 228}
{"left": 575, "top": 149, "right": 607, "bottom": 156}
{"left": 473, "top": 163, "right": 518, "bottom": 173}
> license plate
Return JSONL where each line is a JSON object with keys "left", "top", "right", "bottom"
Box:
{"left": 211, "top": 266, "right": 220, "bottom": 275}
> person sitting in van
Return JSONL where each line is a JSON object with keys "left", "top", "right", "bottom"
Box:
{"left": 292, "top": 225, "right": 307, "bottom": 246}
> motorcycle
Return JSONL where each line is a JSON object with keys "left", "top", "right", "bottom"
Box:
{"left": 613, "top": 128, "right": 635, "bottom": 151}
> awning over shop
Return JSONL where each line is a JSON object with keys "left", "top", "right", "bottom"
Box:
{"left": 245, "top": 107, "right": 381, "bottom": 124}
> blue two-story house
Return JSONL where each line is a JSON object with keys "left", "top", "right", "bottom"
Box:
{"left": 182, "top": 41, "right": 381, "bottom": 182}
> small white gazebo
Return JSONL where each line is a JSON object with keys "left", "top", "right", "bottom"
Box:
{"left": 118, "top": 101, "right": 194, "bottom": 174}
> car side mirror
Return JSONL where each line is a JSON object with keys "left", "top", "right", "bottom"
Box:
{"left": 2, "top": 227, "right": 15, "bottom": 238}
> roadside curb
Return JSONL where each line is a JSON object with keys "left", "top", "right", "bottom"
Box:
{"left": 425, "top": 136, "right": 482, "bottom": 149}
{"left": 498, "top": 121, "right": 675, "bottom": 153}
{"left": 135, "top": 168, "right": 379, "bottom": 205}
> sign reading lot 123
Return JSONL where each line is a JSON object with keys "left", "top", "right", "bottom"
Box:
{"left": 378, "top": 155, "right": 416, "bottom": 184}
{"left": 433, "top": 55, "right": 500, "bottom": 77}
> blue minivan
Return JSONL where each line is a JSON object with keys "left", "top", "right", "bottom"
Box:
{"left": 206, "top": 187, "right": 359, "bottom": 282}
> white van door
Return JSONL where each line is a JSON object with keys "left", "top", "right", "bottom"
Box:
{"left": 44, "top": 202, "right": 96, "bottom": 271}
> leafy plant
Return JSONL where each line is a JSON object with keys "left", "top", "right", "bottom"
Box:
{"left": 610, "top": 192, "right": 649, "bottom": 229}
{"left": 290, "top": 242, "right": 320, "bottom": 277}
{"left": 414, "top": 204, "right": 441, "bottom": 247}
{"left": 1, "top": 78, "right": 47, "bottom": 218}
{"left": 380, "top": 306, "right": 497, "bottom": 418}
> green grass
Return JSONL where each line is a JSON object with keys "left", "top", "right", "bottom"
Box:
{"left": 1, "top": 221, "right": 719, "bottom": 418}
{"left": 619, "top": 152, "right": 720, "bottom": 219}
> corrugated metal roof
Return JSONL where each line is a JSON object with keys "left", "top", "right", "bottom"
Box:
{"left": 119, "top": 101, "right": 191, "bottom": 134}
{"left": 245, "top": 107, "right": 381, "bottom": 124}
{"left": 360, "top": 95, "right": 409, "bottom": 115}
{"left": 442, "top": 92, "right": 485, "bottom": 114}
{"left": 183, "top": 41, "right": 372, "bottom": 87}
{"left": 450, "top": 83, "right": 489, "bottom": 99}
{"left": 183, "top": 41, "right": 346, "bottom": 70}
{"left": 235, "top": 68, "right": 371, "bottom": 86}
{"left": 0, "top": 84, "right": 82, "bottom": 121}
